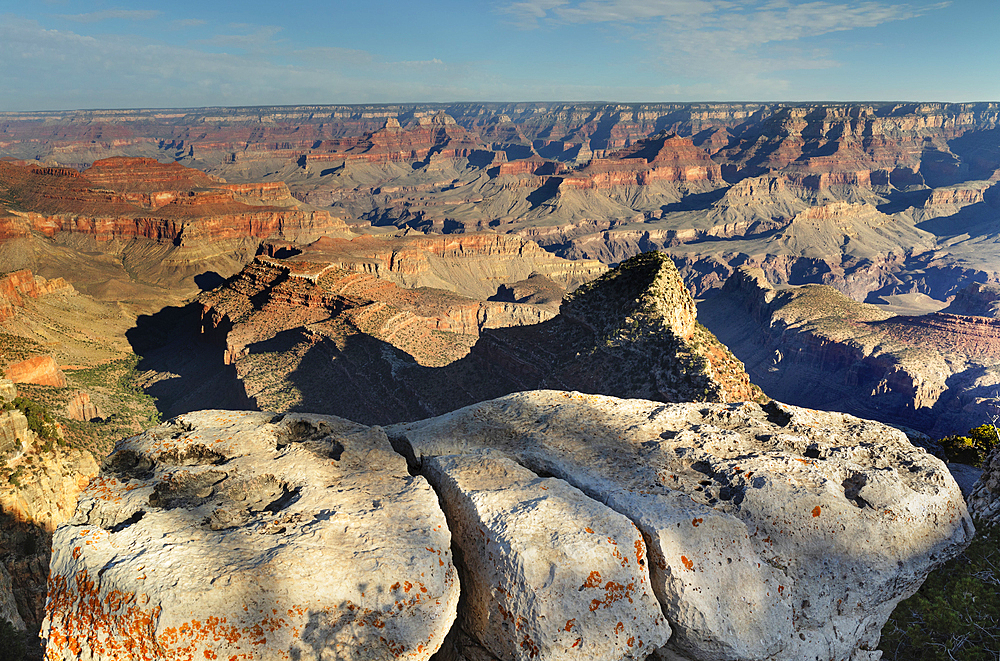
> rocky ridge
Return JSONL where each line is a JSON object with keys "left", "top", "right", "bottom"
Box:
{"left": 194, "top": 251, "right": 759, "bottom": 426}
{"left": 44, "top": 392, "right": 973, "bottom": 660}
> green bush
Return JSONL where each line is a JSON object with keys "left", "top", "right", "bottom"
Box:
{"left": 0, "top": 618, "right": 26, "bottom": 661}
{"left": 879, "top": 523, "right": 1000, "bottom": 660}
{"left": 940, "top": 424, "right": 1000, "bottom": 467}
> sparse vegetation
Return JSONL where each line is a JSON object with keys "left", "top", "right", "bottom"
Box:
{"left": 939, "top": 424, "right": 1000, "bottom": 467}
{"left": 0, "top": 618, "right": 26, "bottom": 661}
{"left": 12, "top": 354, "right": 162, "bottom": 458}
{"left": 3, "top": 397, "right": 59, "bottom": 444}
{"left": 879, "top": 522, "right": 1000, "bottom": 660}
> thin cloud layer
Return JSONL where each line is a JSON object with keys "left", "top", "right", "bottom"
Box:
{"left": 0, "top": 0, "right": 985, "bottom": 109}
{"left": 54, "top": 9, "right": 161, "bottom": 23}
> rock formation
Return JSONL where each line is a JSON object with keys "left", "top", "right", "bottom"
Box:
{"left": 44, "top": 393, "right": 973, "bottom": 660}
{"left": 968, "top": 443, "right": 1000, "bottom": 526}
{"left": 699, "top": 267, "right": 1000, "bottom": 436}
{"left": 44, "top": 410, "right": 459, "bottom": 661}
{"left": 0, "top": 269, "right": 74, "bottom": 323}
{"left": 0, "top": 409, "right": 30, "bottom": 457}
{"left": 194, "top": 251, "right": 758, "bottom": 425}
{"left": 388, "top": 390, "right": 973, "bottom": 661}
{"left": 5, "top": 102, "right": 1000, "bottom": 303}
{"left": 0, "top": 564, "right": 24, "bottom": 631}
{"left": 0, "top": 158, "right": 349, "bottom": 245}
{"left": 942, "top": 282, "right": 1000, "bottom": 318}
{"left": 4, "top": 355, "right": 67, "bottom": 388}
{"left": 1, "top": 445, "right": 98, "bottom": 633}
{"left": 63, "top": 392, "right": 101, "bottom": 422}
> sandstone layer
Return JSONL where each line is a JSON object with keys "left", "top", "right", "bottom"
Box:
{"left": 4, "top": 355, "right": 67, "bottom": 387}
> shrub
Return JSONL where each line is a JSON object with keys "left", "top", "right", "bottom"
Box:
{"left": 940, "top": 424, "right": 1000, "bottom": 467}
{"left": 0, "top": 618, "right": 26, "bottom": 661}
{"left": 879, "top": 523, "right": 1000, "bottom": 660}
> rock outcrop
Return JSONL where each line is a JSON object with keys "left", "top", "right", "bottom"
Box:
{"left": 194, "top": 251, "right": 758, "bottom": 425}
{"left": 387, "top": 390, "right": 973, "bottom": 661}
{"left": 63, "top": 391, "right": 101, "bottom": 422}
{"left": 44, "top": 394, "right": 972, "bottom": 660}
{"left": 4, "top": 355, "right": 67, "bottom": 388}
{"left": 0, "top": 564, "right": 25, "bottom": 631}
{"left": 1, "top": 445, "right": 98, "bottom": 632}
{"left": 969, "top": 444, "right": 1000, "bottom": 526}
{"left": 0, "top": 269, "right": 74, "bottom": 323}
{"left": 0, "top": 409, "right": 30, "bottom": 457}
{"left": 43, "top": 410, "right": 459, "bottom": 661}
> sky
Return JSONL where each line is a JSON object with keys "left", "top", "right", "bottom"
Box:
{"left": 0, "top": 0, "right": 995, "bottom": 110}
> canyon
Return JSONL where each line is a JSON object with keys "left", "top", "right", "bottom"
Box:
{"left": 1, "top": 102, "right": 1000, "bottom": 659}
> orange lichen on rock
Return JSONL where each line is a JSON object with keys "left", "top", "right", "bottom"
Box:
{"left": 44, "top": 571, "right": 162, "bottom": 661}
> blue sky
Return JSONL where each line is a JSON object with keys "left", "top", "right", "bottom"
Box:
{"left": 0, "top": 0, "right": 993, "bottom": 110}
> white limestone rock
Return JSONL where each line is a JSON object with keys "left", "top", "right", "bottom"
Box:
{"left": 42, "top": 410, "right": 459, "bottom": 661}
{"left": 424, "top": 452, "right": 670, "bottom": 660}
{"left": 387, "top": 390, "right": 974, "bottom": 661}
{"left": 969, "top": 444, "right": 1000, "bottom": 526}
{"left": 0, "top": 563, "right": 24, "bottom": 631}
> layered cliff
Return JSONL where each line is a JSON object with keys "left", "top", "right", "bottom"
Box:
{"left": 5, "top": 102, "right": 1000, "bottom": 304}
{"left": 0, "top": 158, "right": 350, "bottom": 245}
{"left": 700, "top": 267, "right": 1000, "bottom": 436}
{"left": 194, "top": 250, "right": 760, "bottom": 425}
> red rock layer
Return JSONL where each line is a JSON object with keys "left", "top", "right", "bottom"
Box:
{"left": 4, "top": 356, "right": 67, "bottom": 387}
{"left": 0, "top": 158, "right": 348, "bottom": 244}
{"left": 305, "top": 113, "right": 490, "bottom": 165}
{"left": 560, "top": 133, "right": 721, "bottom": 190}
{"left": 0, "top": 270, "right": 73, "bottom": 322}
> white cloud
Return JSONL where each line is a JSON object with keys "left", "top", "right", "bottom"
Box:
{"left": 501, "top": 0, "right": 949, "bottom": 94}
{"left": 54, "top": 9, "right": 161, "bottom": 23}
{"left": 171, "top": 19, "right": 207, "bottom": 29}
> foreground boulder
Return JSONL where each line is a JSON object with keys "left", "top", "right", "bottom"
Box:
{"left": 42, "top": 410, "right": 459, "bottom": 661}
{"left": 424, "top": 452, "right": 670, "bottom": 659}
{"left": 387, "top": 391, "right": 974, "bottom": 661}
{"left": 44, "top": 394, "right": 972, "bottom": 661}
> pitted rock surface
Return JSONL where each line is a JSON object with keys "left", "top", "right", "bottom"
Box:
{"left": 42, "top": 410, "right": 459, "bottom": 661}
{"left": 424, "top": 452, "right": 669, "bottom": 660}
{"left": 387, "top": 390, "right": 973, "bottom": 661}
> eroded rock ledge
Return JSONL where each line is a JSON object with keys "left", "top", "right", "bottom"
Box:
{"left": 43, "top": 392, "right": 973, "bottom": 661}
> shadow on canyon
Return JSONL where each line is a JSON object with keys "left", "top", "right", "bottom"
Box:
{"left": 1, "top": 510, "right": 49, "bottom": 660}
{"left": 126, "top": 302, "right": 255, "bottom": 420}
